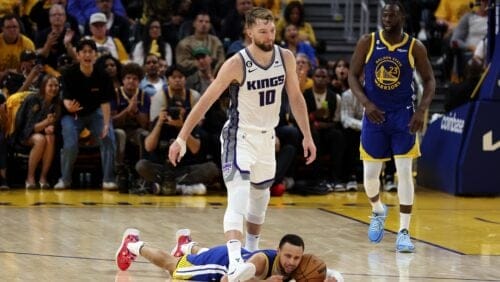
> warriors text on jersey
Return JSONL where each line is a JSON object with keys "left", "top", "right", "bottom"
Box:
{"left": 363, "top": 31, "right": 416, "bottom": 112}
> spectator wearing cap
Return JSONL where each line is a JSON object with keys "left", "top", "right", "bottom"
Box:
{"left": 55, "top": 39, "right": 118, "bottom": 190}
{"left": 67, "top": 0, "right": 127, "bottom": 31}
{"left": 175, "top": 11, "right": 225, "bottom": 75}
{"left": 84, "top": 0, "right": 131, "bottom": 52}
{"left": 0, "top": 50, "right": 40, "bottom": 96}
{"left": 131, "top": 18, "right": 173, "bottom": 68}
{"left": 16, "top": 50, "right": 45, "bottom": 93}
{"left": 88, "top": 12, "right": 129, "bottom": 63}
{"left": 0, "top": 14, "right": 35, "bottom": 77}
{"left": 185, "top": 46, "right": 214, "bottom": 95}
{"left": 35, "top": 4, "right": 80, "bottom": 70}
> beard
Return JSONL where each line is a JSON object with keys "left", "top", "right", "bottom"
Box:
{"left": 255, "top": 41, "right": 273, "bottom": 52}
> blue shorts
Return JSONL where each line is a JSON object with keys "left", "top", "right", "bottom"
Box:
{"left": 360, "top": 106, "right": 420, "bottom": 161}
{"left": 173, "top": 245, "right": 252, "bottom": 281}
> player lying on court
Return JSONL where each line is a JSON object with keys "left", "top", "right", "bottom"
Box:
{"left": 115, "top": 228, "right": 343, "bottom": 282}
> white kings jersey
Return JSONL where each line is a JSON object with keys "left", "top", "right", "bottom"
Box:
{"left": 227, "top": 45, "right": 286, "bottom": 131}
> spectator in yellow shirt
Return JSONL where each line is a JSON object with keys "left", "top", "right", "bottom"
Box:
{"left": 0, "top": 14, "right": 35, "bottom": 75}
{"left": 434, "top": 0, "right": 471, "bottom": 37}
{"left": 276, "top": 1, "right": 316, "bottom": 46}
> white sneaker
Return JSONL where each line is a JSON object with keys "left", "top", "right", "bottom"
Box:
{"left": 283, "top": 177, "right": 295, "bottom": 189}
{"left": 54, "top": 179, "right": 69, "bottom": 190}
{"left": 181, "top": 183, "right": 207, "bottom": 195}
{"left": 103, "top": 182, "right": 119, "bottom": 190}
{"left": 346, "top": 181, "right": 358, "bottom": 191}
{"left": 384, "top": 180, "right": 397, "bottom": 192}
{"left": 191, "top": 183, "right": 206, "bottom": 195}
{"left": 115, "top": 228, "right": 140, "bottom": 271}
{"left": 227, "top": 262, "right": 256, "bottom": 282}
{"left": 170, "top": 229, "right": 192, "bottom": 257}
{"left": 333, "top": 183, "right": 346, "bottom": 192}
{"left": 180, "top": 241, "right": 199, "bottom": 255}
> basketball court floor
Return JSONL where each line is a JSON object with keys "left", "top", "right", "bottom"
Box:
{"left": 0, "top": 187, "right": 499, "bottom": 281}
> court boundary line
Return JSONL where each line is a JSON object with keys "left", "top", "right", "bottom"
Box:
{"left": 318, "top": 208, "right": 467, "bottom": 255}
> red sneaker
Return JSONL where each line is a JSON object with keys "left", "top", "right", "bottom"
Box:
{"left": 115, "top": 228, "right": 140, "bottom": 271}
{"left": 170, "top": 229, "right": 192, "bottom": 257}
{"left": 270, "top": 183, "right": 286, "bottom": 196}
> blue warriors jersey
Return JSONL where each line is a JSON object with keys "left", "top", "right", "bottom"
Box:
{"left": 363, "top": 31, "right": 416, "bottom": 112}
{"left": 172, "top": 245, "right": 278, "bottom": 281}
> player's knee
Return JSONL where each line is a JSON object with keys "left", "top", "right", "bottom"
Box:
{"left": 224, "top": 209, "right": 244, "bottom": 233}
{"left": 247, "top": 187, "right": 270, "bottom": 224}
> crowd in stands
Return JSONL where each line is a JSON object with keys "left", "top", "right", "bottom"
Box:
{"left": 0, "top": 0, "right": 490, "bottom": 194}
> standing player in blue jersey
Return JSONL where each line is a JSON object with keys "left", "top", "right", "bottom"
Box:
{"left": 168, "top": 7, "right": 316, "bottom": 277}
{"left": 348, "top": 0, "right": 435, "bottom": 253}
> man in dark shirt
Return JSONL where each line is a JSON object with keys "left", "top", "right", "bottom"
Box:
{"left": 35, "top": 4, "right": 80, "bottom": 69}
{"left": 54, "top": 39, "right": 117, "bottom": 190}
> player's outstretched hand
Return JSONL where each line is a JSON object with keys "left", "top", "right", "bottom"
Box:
{"left": 168, "top": 137, "right": 186, "bottom": 166}
{"left": 303, "top": 137, "right": 317, "bottom": 165}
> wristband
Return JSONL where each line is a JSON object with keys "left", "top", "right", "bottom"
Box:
{"left": 175, "top": 137, "right": 187, "bottom": 157}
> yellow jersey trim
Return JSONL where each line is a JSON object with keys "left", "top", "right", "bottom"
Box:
{"left": 408, "top": 38, "right": 416, "bottom": 69}
{"left": 379, "top": 31, "right": 409, "bottom": 52}
{"left": 365, "top": 32, "right": 375, "bottom": 64}
{"left": 394, "top": 138, "right": 421, "bottom": 159}
{"left": 360, "top": 137, "right": 420, "bottom": 160}
{"left": 172, "top": 255, "right": 193, "bottom": 279}
{"left": 360, "top": 144, "right": 391, "bottom": 162}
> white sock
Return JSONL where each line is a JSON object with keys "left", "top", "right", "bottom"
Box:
{"left": 399, "top": 213, "right": 411, "bottom": 231}
{"left": 371, "top": 200, "right": 385, "bottom": 215}
{"left": 227, "top": 240, "right": 243, "bottom": 265}
{"left": 245, "top": 233, "right": 260, "bottom": 251}
{"left": 127, "top": 241, "right": 144, "bottom": 256}
{"left": 197, "top": 247, "right": 209, "bottom": 254}
{"left": 327, "top": 268, "right": 344, "bottom": 282}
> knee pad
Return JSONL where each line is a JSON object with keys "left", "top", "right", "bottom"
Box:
{"left": 395, "top": 158, "right": 414, "bottom": 205}
{"left": 223, "top": 172, "right": 250, "bottom": 233}
{"left": 363, "top": 161, "right": 383, "bottom": 198}
{"left": 247, "top": 186, "right": 270, "bottom": 225}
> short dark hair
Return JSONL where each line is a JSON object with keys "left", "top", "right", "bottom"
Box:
{"left": 1, "top": 13, "right": 19, "bottom": 26}
{"left": 385, "top": 0, "right": 406, "bottom": 17}
{"left": 283, "top": 1, "right": 305, "bottom": 26}
{"left": 279, "top": 234, "right": 305, "bottom": 250}
{"left": 165, "top": 64, "right": 186, "bottom": 78}
{"left": 76, "top": 38, "right": 98, "bottom": 52}
{"left": 122, "top": 62, "right": 144, "bottom": 80}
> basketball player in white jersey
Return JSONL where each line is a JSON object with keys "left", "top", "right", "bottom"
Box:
{"left": 168, "top": 7, "right": 316, "bottom": 280}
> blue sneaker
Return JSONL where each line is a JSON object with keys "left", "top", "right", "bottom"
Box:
{"left": 396, "top": 229, "right": 415, "bottom": 253}
{"left": 368, "top": 205, "right": 387, "bottom": 243}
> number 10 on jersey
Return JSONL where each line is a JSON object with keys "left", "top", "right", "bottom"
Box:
{"left": 259, "top": 89, "right": 276, "bottom": 106}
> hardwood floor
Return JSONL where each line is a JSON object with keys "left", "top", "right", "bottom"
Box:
{"left": 0, "top": 188, "right": 499, "bottom": 281}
